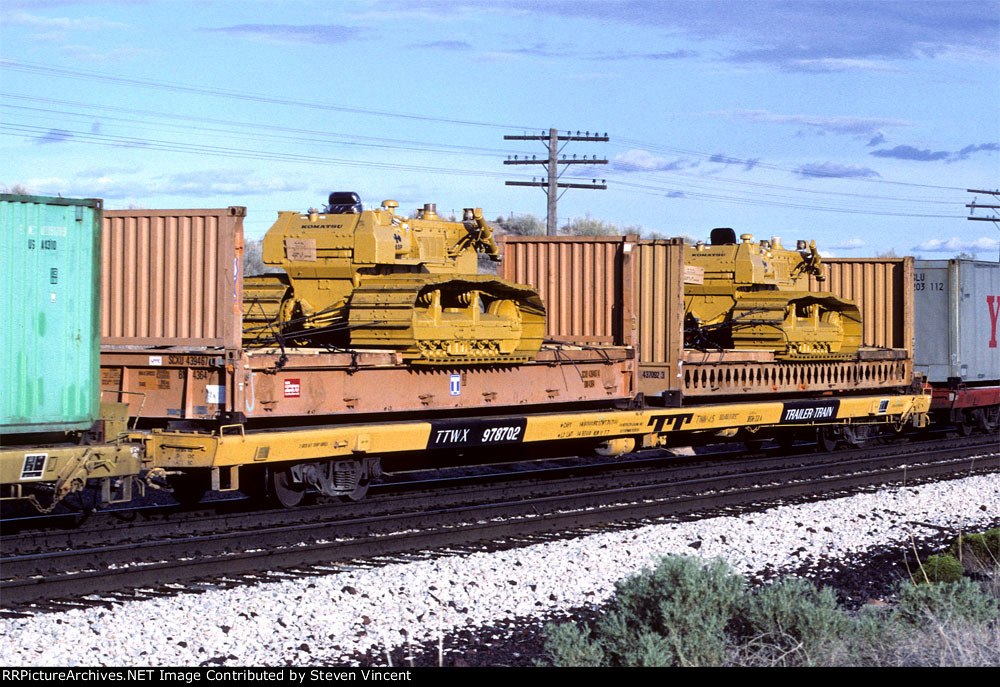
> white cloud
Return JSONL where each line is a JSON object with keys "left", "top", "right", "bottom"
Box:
{"left": 160, "top": 171, "right": 307, "bottom": 197}
{"left": 913, "top": 237, "right": 1000, "bottom": 252}
{"left": 794, "top": 162, "right": 881, "bottom": 180}
{"left": 60, "top": 45, "right": 158, "bottom": 64}
{"left": 717, "top": 110, "right": 912, "bottom": 137}
{"left": 789, "top": 58, "right": 902, "bottom": 73}
{"left": 612, "top": 149, "right": 695, "bottom": 173}
{"left": 24, "top": 170, "right": 308, "bottom": 200}
{"left": 828, "top": 238, "right": 867, "bottom": 250}
{"left": 5, "top": 11, "right": 127, "bottom": 31}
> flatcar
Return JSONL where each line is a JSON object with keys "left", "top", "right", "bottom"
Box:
{"left": 3, "top": 193, "right": 964, "bottom": 515}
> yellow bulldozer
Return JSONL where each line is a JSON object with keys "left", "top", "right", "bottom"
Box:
{"left": 683, "top": 228, "right": 862, "bottom": 359}
{"left": 243, "top": 193, "right": 545, "bottom": 365}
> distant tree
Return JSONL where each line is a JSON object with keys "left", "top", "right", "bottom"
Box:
{"left": 493, "top": 213, "right": 545, "bottom": 236}
{"left": 243, "top": 238, "right": 274, "bottom": 276}
{"left": 561, "top": 214, "right": 643, "bottom": 236}
{"left": 955, "top": 251, "right": 977, "bottom": 260}
{"left": 1, "top": 183, "right": 31, "bottom": 194}
{"left": 876, "top": 249, "right": 899, "bottom": 258}
{"left": 646, "top": 230, "right": 699, "bottom": 245}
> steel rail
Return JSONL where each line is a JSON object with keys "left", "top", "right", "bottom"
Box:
{"left": 1, "top": 442, "right": 995, "bottom": 607}
{"left": 2, "top": 433, "right": 994, "bottom": 555}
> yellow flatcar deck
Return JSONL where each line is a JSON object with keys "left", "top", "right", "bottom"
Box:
{"left": 142, "top": 392, "right": 930, "bottom": 470}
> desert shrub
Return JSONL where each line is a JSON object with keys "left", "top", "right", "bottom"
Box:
{"left": 544, "top": 556, "right": 744, "bottom": 667}
{"left": 917, "top": 553, "right": 965, "bottom": 584}
{"left": 856, "top": 621, "right": 1000, "bottom": 667}
{"left": 740, "top": 577, "right": 849, "bottom": 660}
{"left": 949, "top": 529, "right": 1000, "bottom": 569}
{"left": 894, "top": 577, "right": 999, "bottom": 626}
{"left": 541, "top": 621, "right": 603, "bottom": 667}
{"left": 544, "top": 554, "right": 1000, "bottom": 667}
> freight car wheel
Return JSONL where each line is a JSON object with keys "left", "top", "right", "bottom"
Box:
{"left": 340, "top": 480, "right": 369, "bottom": 502}
{"left": 775, "top": 433, "right": 799, "bottom": 454}
{"left": 170, "top": 471, "right": 208, "bottom": 506}
{"left": 269, "top": 467, "right": 307, "bottom": 508}
{"left": 816, "top": 427, "right": 839, "bottom": 452}
{"left": 842, "top": 424, "right": 872, "bottom": 448}
{"left": 957, "top": 410, "right": 975, "bottom": 437}
{"left": 975, "top": 406, "right": 999, "bottom": 434}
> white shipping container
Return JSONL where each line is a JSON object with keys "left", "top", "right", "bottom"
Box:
{"left": 913, "top": 259, "right": 999, "bottom": 383}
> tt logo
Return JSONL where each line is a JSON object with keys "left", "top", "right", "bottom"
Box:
{"left": 647, "top": 413, "right": 695, "bottom": 432}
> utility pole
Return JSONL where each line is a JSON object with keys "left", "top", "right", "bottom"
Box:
{"left": 504, "top": 128, "right": 608, "bottom": 235}
{"left": 966, "top": 188, "right": 1000, "bottom": 261}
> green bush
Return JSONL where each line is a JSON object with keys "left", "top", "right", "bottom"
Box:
{"left": 543, "top": 555, "right": 1000, "bottom": 667}
{"left": 543, "top": 556, "right": 744, "bottom": 667}
{"left": 917, "top": 554, "right": 965, "bottom": 584}
{"left": 895, "top": 577, "right": 999, "bottom": 626}
{"left": 741, "top": 577, "right": 849, "bottom": 656}
{"left": 540, "top": 621, "right": 603, "bottom": 667}
{"left": 949, "top": 529, "right": 1000, "bottom": 571}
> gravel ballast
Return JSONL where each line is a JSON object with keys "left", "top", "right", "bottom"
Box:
{"left": 2, "top": 473, "right": 997, "bottom": 667}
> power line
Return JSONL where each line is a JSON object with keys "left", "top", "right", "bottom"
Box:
{"left": 0, "top": 60, "right": 976, "bottom": 221}
{"left": 612, "top": 179, "right": 963, "bottom": 218}
{"left": 616, "top": 168, "right": 959, "bottom": 205}
{"left": 0, "top": 123, "right": 533, "bottom": 178}
{"left": 0, "top": 59, "right": 539, "bottom": 131}
{"left": 0, "top": 98, "right": 521, "bottom": 159}
{"left": 3, "top": 120, "right": 965, "bottom": 221}
{"left": 613, "top": 137, "right": 968, "bottom": 191}
{"left": 608, "top": 171, "right": 960, "bottom": 212}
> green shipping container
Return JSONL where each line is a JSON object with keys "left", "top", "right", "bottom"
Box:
{"left": 1, "top": 194, "right": 102, "bottom": 434}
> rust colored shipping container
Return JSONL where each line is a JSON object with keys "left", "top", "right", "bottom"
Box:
{"left": 501, "top": 235, "right": 632, "bottom": 345}
{"left": 808, "top": 258, "right": 913, "bottom": 353}
{"left": 632, "top": 239, "right": 685, "bottom": 366}
{"left": 501, "top": 235, "right": 686, "bottom": 391}
{"left": 101, "top": 207, "right": 245, "bottom": 349}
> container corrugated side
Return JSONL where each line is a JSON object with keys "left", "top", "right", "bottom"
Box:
{"left": 913, "top": 259, "right": 999, "bottom": 383}
{"left": 101, "top": 207, "right": 245, "bottom": 349}
{"left": 501, "top": 235, "right": 634, "bottom": 345}
{"left": 500, "top": 235, "right": 685, "bottom": 393}
{"left": 809, "top": 258, "right": 913, "bottom": 353}
{"left": 633, "top": 240, "right": 685, "bottom": 368}
{"left": 1, "top": 194, "right": 102, "bottom": 434}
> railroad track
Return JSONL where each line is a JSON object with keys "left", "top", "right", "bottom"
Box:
{"left": 2, "top": 435, "right": 997, "bottom": 609}
{"left": 0, "top": 427, "right": 981, "bottom": 544}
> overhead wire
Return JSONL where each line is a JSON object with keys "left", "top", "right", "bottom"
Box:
{"left": 612, "top": 179, "right": 962, "bottom": 218}
{"left": 613, "top": 136, "right": 968, "bottom": 191}
{"left": 0, "top": 93, "right": 522, "bottom": 158}
{"left": 0, "top": 59, "right": 537, "bottom": 130}
{"left": 0, "top": 59, "right": 976, "bottom": 219}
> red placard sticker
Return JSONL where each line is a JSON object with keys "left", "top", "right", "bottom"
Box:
{"left": 284, "top": 378, "right": 301, "bottom": 398}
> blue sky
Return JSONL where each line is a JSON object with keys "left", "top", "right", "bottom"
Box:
{"left": 1, "top": 0, "right": 998, "bottom": 257}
